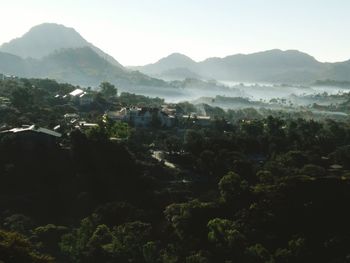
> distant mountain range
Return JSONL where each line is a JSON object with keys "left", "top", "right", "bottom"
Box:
{"left": 1, "top": 23, "right": 350, "bottom": 88}
{"left": 0, "top": 23, "right": 123, "bottom": 68}
{"left": 132, "top": 50, "right": 350, "bottom": 83}
{"left": 0, "top": 23, "right": 167, "bottom": 89}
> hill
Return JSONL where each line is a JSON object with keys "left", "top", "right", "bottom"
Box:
{"left": 0, "top": 24, "right": 169, "bottom": 89}
{"left": 0, "top": 47, "right": 168, "bottom": 88}
{"left": 0, "top": 23, "right": 123, "bottom": 68}
{"left": 134, "top": 49, "right": 350, "bottom": 83}
{"left": 132, "top": 53, "right": 198, "bottom": 76}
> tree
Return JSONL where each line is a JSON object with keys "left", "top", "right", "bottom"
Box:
{"left": 32, "top": 224, "right": 69, "bottom": 258}
{"left": 60, "top": 214, "right": 100, "bottom": 262}
{"left": 99, "top": 82, "right": 117, "bottom": 99}
{"left": 109, "top": 122, "right": 130, "bottom": 139}
{"left": 0, "top": 229, "right": 54, "bottom": 263}
{"left": 143, "top": 241, "right": 160, "bottom": 263}
{"left": 184, "top": 130, "right": 205, "bottom": 155}
{"left": 106, "top": 221, "right": 152, "bottom": 262}
{"left": 186, "top": 251, "right": 210, "bottom": 263}
{"left": 207, "top": 218, "right": 246, "bottom": 261}
{"left": 164, "top": 200, "right": 217, "bottom": 241}
{"left": 207, "top": 218, "right": 246, "bottom": 250}
{"left": 11, "top": 87, "right": 34, "bottom": 110}
{"left": 218, "top": 172, "right": 249, "bottom": 203}
{"left": 300, "top": 164, "right": 326, "bottom": 177}
{"left": 245, "top": 243, "right": 273, "bottom": 263}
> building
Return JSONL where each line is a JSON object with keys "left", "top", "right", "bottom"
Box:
{"left": 64, "top": 113, "right": 80, "bottom": 125}
{"left": 0, "top": 97, "right": 10, "bottom": 109}
{"left": 182, "top": 113, "right": 211, "bottom": 126}
{"left": 106, "top": 107, "right": 176, "bottom": 128}
{"left": 69, "top": 89, "right": 85, "bottom": 97}
{"left": 67, "top": 89, "right": 94, "bottom": 106}
{"left": 75, "top": 121, "right": 99, "bottom": 130}
{"left": 1, "top": 125, "right": 61, "bottom": 137}
{"left": 0, "top": 125, "right": 62, "bottom": 148}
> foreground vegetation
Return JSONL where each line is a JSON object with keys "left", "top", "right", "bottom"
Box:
{"left": 1, "top": 78, "right": 350, "bottom": 262}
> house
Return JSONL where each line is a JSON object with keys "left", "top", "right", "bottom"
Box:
{"left": 0, "top": 97, "right": 10, "bottom": 108}
{"left": 161, "top": 105, "right": 177, "bottom": 116}
{"left": 75, "top": 121, "right": 99, "bottom": 130}
{"left": 69, "top": 89, "right": 85, "bottom": 97}
{"left": 182, "top": 114, "right": 211, "bottom": 126}
{"left": 0, "top": 125, "right": 61, "bottom": 138}
{"left": 0, "top": 125, "right": 62, "bottom": 148}
{"left": 106, "top": 107, "right": 176, "bottom": 128}
{"left": 64, "top": 113, "right": 80, "bottom": 125}
{"left": 67, "top": 89, "right": 94, "bottom": 106}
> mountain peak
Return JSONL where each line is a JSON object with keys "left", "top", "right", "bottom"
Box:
{"left": 156, "top": 52, "right": 196, "bottom": 65}
{"left": 166, "top": 52, "right": 193, "bottom": 60}
{"left": 26, "top": 23, "right": 78, "bottom": 33}
{"left": 0, "top": 23, "right": 123, "bottom": 68}
{"left": 0, "top": 23, "right": 88, "bottom": 59}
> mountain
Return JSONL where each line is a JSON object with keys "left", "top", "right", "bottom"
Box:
{"left": 39, "top": 47, "right": 168, "bottom": 87}
{"left": 0, "top": 47, "right": 167, "bottom": 88}
{"left": 0, "top": 51, "right": 31, "bottom": 76}
{"left": 134, "top": 49, "right": 350, "bottom": 83}
{"left": 323, "top": 60, "right": 350, "bottom": 81}
{"left": 198, "top": 49, "right": 325, "bottom": 82}
{"left": 0, "top": 23, "right": 169, "bottom": 89}
{"left": 158, "top": 67, "right": 203, "bottom": 80}
{"left": 0, "top": 23, "right": 123, "bottom": 68}
{"left": 132, "top": 53, "right": 198, "bottom": 76}
{"left": 2, "top": 23, "right": 350, "bottom": 86}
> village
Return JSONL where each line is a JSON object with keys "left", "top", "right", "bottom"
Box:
{"left": 0, "top": 86, "right": 213, "bottom": 140}
{"left": 1, "top": 77, "right": 350, "bottom": 263}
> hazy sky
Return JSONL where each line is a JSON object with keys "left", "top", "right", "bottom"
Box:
{"left": 1, "top": 0, "right": 349, "bottom": 65}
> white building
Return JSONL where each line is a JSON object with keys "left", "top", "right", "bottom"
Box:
{"left": 106, "top": 107, "right": 176, "bottom": 128}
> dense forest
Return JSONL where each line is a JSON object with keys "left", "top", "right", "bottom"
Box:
{"left": 1, "top": 78, "right": 350, "bottom": 262}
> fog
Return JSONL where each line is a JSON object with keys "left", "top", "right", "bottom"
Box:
{"left": 124, "top": 80, "right": 350, "bottom": 111}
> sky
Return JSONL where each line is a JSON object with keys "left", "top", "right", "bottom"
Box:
{"left": 0, "top": 0, "right": 349, "bottom": 66}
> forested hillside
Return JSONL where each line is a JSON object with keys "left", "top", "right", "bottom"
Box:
{"left": 1, "top": 78, "right": 350, "bottom": 262}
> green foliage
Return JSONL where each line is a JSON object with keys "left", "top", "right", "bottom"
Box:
{"left": 109, "top": 121, "right": 130, "bottom": 139}
{"left": 99, "top": 81, "right": 117, "bottom": 98}
{"left": 207, "top": 218, "right": 246, "bottom": 251}
{"left": 245, "top": 243, "right": 273, "bottom": 263}
{"left": 2, "top": 214, "right": 33, "bottom": 235}
{"left": 60, "top": 214, "right": 100, "bottom": 262}
{"left": 0, "top": 229, "right": 54, "bottom": 263}
{"left": 60, "top": 216, "right": 152, "bottom": 263}
{"left": 143, "top": 241, "right": 160, "bottom": 263}
{"left": 274, "top": 237, "right": 307, "bottom": 263}
{"left": 85, "top": 124, "right": 109, "bottom": 141}
{"left": 11, "top": 87, "right": 34, "bottom": 110}
{"left": 186, "top": 251, "right": 210, "bottom": 263}
{"left": 176, "top": 102, "right": 197, "bottom": 115}
{"left": 218, "top": 172, "right": 249, "bottom": 203}
{"left": 256, "top": 170, "right": 275, "bottom": 184}
{"left": 300, "top": 164, "right": 326, "bottom": 177}
{"left": 3, "top": 76, "right": 350, "bottom": 262}
{"left": 32, "top": 224, "right": 69, "bottom": 257}
{"left": 184, "top": 129, "right": 205, "bottom": 155}
{"left": 119, "top": 92, "right": 164, "bottom": 107}
{"left": 164, "top": 200, "right": 218, "bottom": 241}
{"left": 107, "top": 221, "right": 152, "bottom": 262}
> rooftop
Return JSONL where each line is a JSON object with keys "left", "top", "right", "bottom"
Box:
{"left": 69, "top": 88, "right": 85, "bottom": 97}
{"left": 0, "top": 125, "right": 62, "bottom": 138}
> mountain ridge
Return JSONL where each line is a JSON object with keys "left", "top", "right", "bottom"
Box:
{"left": 0, "top": 23, "right": 171, "bottom": 89}
{"left": 133, "top": 49, "right": 350, "bottom": 83}
{"left": 2, "top": 23, "right": 350, "bottom": 85}
{"left": 0, "top": 23, "right": 123, "bottom": 68}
